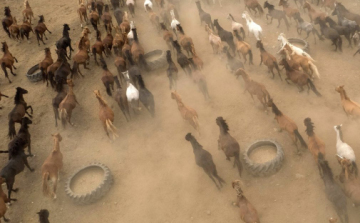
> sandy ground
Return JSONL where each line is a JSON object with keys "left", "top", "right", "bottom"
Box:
{"left": 1, "top": 0, "right": 360, "bottom": 222}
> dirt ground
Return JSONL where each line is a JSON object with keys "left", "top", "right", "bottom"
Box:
{"left": 1, "top": 0, "right": 360, "bottom": 222}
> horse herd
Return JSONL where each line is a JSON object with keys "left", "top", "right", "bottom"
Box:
{"left": 0, "top": 0, "right": 360, "bottom": 222}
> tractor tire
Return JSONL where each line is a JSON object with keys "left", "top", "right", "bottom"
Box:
{"left": 288, "top": 38, "right": 309, "bottom": 52}
{"left": 243, "top": 139, "right": 284, "bottom": 177}
{"left": 26, "top": 64, "right": 43, "bottom": 82}
{"left": 144, "top": 50, "right": 167, "bottom": 71}
{"left": 65, "top": 163, "right": 113, "bottom": 205}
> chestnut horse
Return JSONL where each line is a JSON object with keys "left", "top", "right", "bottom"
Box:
{"left": 0, "top": 42, "right": 18, "bottom": 83}
{"left": 2, "top": 7, "right": 14, "bottom": 38}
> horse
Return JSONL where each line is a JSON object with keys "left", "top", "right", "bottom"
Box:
{"left": 89, "top": 2, "right": 100, "bottom": 31}
{"left": 166, "top": 50, "right": 178, "bottom": 90}
{"left": 303, "top": 1, "right": 326, "bottom": 22}
{"left": 244, "top": 0, "right": 264, "bottom": 16}
{"left": 171, "top": 91, "right": 200, "bottom": 135}
{"left": 2, "top": 7, "right": 14, "bottom": 38}
{"left": 34, "top": 15, "right": 52, "bottom": 46}
{"left": 124, "top": 71, "right": 141, "bottom": 114}
{"left": 235, "top": 68, "right": 271, "bottom": 112}
{"left": 22, "top": 0, "right": 34, "bottom": 24}
{"left": 256, "top": 40, "right": 281, "bottom": 79}
{"left": 131, "top": 28, "right": 148, "bottom": 71}
{"left": 92, "top": 30, "right": 106, "bottom": 65}
{"left": 78, "top": 3, "right": 88, "bottom": 28}
{"left": 161, "top": 23, "right": 174, "bottom": 52}
{"left": 213, "top": 19, "right": 235, "bottom": 55}
{"left": 332, "top": 7, "right": 359, "bottom": 38}
{"left": 205, "top": 24, "right": 223, "bottom": 55}
{"left": 0, "top": 41, "right": 18, "bottom": 83}
{"left": 279, "top": 0, "right": 300, "bottom": 24}
{"left": 188, "top": 58, "right": 210, "bottom": 100}
{"left": 9, "top": 17, "right": 20, "bottom": 41}
{"left": 314, "top": 17, "right": 343, "bottom": 52}
{"left": 102, "top": 5, "right": 115, "bottom": 33}
{"left": 8, "top": 87, "right": 33, "bottom": 139}
{"left": 59, "top": 79, "right": 79, "bottom": 127}
{"left": 227, "top": 14, "right": 246, "bottom": 40}
{"left": 195, "top": 1, "right": 213, "bottom": 31}
{"left": 56, "top": 24, "right": 74, "bottom": 59}
{"left": 94, "top": 90, "right": 118, "bottom": 139}
{"left": 279, "top": 58, "right": 321, "bottom": 96}
{"left": 19, "top": 18, "right": 34, "bottom": 42}
{"left": 267, "top": 98, "right": 307, "bottom": 154}
{"left": 100, "top": 59, "right": 115, "bottom": 96}
{"left": 216, "top": 117, "right": 242, "bottom": 176}
{"left": 72, "top": 36, "right": 90, "bottom": 78}
{"left": 304, "top": 117, "right": 326, "bottom": 163}
{"left": 47, "top": 49, "right": 66, "bottom": 89}
{"left": 54, "top": 50, "right": 72, "bottom": 86}
{"left": 337, "top": 157, "right": 360, "bottom": 207}
{"left": 52, "top": 81, "right": 67, "bottom": 127}
{"left": 137, "top": 75, "right": 155, "bottom": 117}
{"left": 335, "top": 85, "right": 360, "bottom": 118}
{"left": 114, "top": 76, "right": 130, "bottom": 121}
{"left": 241, "top": 12, "right": 262, "bottom": 41}
{"left": 6, "top": 117, "right": 33, "bottom": 159}
{"left": 264, "top": 1, "right": 289, "bottom": 30}
{"left": 39, "top": 48, "right": 53, "bottom": 86}
{"left": 334, "top": 2, "right": 360, "bottom": 26}
{"left": 176, "top": 24, "right": 195, "bottom": 57}
{"left": 278, "top": 33, "right": 315, "bottom": 60}
{"left": 325, "top": 16, "right": 352, "bottom": 47}
{"left": 294, "top": 14, "right": 323, "bottom": 43}
{"left": 172, "top": 40, "right": 192, "bottom": 76}
{"left": 233, "top": 30, "right": 253, "bottom": 65}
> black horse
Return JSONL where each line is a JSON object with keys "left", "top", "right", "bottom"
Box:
{"left": 137, "top": 75, "right": 155, "bottom": 117}
{"left": 264, "top": 1, "right": 289, "bottom": 30}
{"left": 213, "top": 19, "right": 235, "bottom": 55}
{"left": 314, "top": 17, "right": 342, "bottom": 52}
{"left": 56, "top": 24, "right": 74, "bottom": 59}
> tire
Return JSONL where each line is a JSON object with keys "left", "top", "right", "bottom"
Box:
{"left": 65, "top": 163, "right": 113, "bottom": 205}
{"left": 26, "top": 64, "right": 43, "bottom": 82}
{"left": 288, "top": 38, "right": 309, "bottom": 52}
{"left": 144, "top": 50, "right": 167, "bottom": 71}
{"left": 243, "top": 139, "right": 284, "bottom": 177}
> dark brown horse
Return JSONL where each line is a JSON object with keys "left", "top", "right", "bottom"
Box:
{"left": 8, "top": 87, "right": 33, "bottom": 139}
{"left": 2, "top": 7, "right": 13, "bottom": 38}
{"left": 216, "top": 117, "right": 242, "bottom": 176}
{"left": 0, "top": 42, "right": 18, "bottom": 83}
{"left": 34, "top": 15, "right": 52, "bottom": 46}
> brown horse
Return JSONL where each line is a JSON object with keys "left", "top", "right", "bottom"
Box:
{"left": 216, "top": 117, "right": 242, "bottom": 176}
{"left": 160, "top": 23, "right": 174, "bottom": 52}
{"left": 79, "top": 27, "right": 91, "bottom": 53}
{"left": 279, "top": 0, "right": 300, "bottom": 23}
{"left": 256, "top": 40, "right": 281, "bottom": 80}
{"left": 8, "top": 87, "right": 33, "bottom": 139}
{"left": 338, "top": 157, "right": 360, "bottom": 207}
{"left": 102, "top": 31, "right": 113, "bottom": 56}
{"left": 19, "top": 18, "right": 34, "bottom": 42}
{"left": 335, "top": 85, "right": 360, "bottom": 118}
{"left": 22, "top": 0, "right": 34, "bottom": 24}
{"left": 131, "top": 28, "right": 148, "bottom": 71}
{"left": 59, "top": 79, "right": 79, "bottom": 127}
{"left": 47, "top": 49, "right": 65, "bottom": 89}
{"left": 119, "top": 11, "right": 130, "bottom": 34}
{"left": 94, "top": 90, "right": 118, "bottom": 139}
{"left": 9, "top": 17, "right": 20, "bottom": 41}
{"left": 267, "top": 98, "right": 307, "bottom": 154}
{"left": 78, "top": 3, "right": 88, "bottom": 27}
{"left": 34, "top": 15, "right": 52, "bottom": 46}
{"left": 334, "top": 3, "right": 360, "bottom": 26}
{"left": 245, "top": 0, "right": 264, "bottom": 16}
{"left": 89, "top": 2, "right": 100, "bottom": 31}
{"left": 0, "top": 42, "right": 18, "bottom": 83}
{"left": 303, "top": 1, "right": 326, "bottom": 22}
{"left": 304, "top": 117, "right": 326, "bottom": 163}
{"left": 171, "top": 91, "right": 200, "bottom": 135}
{"left": 39, "top": 48, "right": 53, "bottom": 86}
{"left": 101, "top": 5, "right": 114, "bottom": 33}
{"left": 233, "top": 30, "right": 253, "bottom": 65}
{"left": 72, "top": 36, "right": 90, "bottom": 78}
{"left": 176, "top": 24, "right": 194, "bottom": 56}
{"left": 235, "top": 68, "right": 271, "bottom": 112}
{"left": 2, "top": 7, "right": 14, "bottom": 38}
{"left": 91, "top": 30, "right": 106, "bottom": 65}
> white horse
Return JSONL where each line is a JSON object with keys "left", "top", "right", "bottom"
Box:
{"left": 144, "top": 0, "right": 153, "bottom": 12}
{"left": 127, "top": 21, "right": 135, "bottom": 43}
{"left": 227, "top": 13, "right": 245, "bottom": 38}
{"left": 334, "top": 125, "right": 356, "bottom": 164}
{"left": 277, "top": 33, "right": 315, "bottom": 62}
{"left": 241, "top": 12, "right": 262, "bottom": 40}
{"left": 170, "top": 10, "right": 180, "bottom": 37}
{"left": 124, "top": 71, "right": 141, "bottom": 112}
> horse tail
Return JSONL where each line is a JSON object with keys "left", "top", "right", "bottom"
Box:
{"left": 8, "top": 119, "right": 16, "bottom": 139}
{"left": 92, "top": 47, "right": 97, "bottom": 62}
{"left": 338, "top": 36, "right": 343, "bottom": 52}
{"left": 40, "top": 66, "right": 46, "bottom": 83}
{"left": 248, "top": 49, "right": 253, "bottom": 64}
{"left": 240, "top": 27, "right": 246, "bottom": 39}
{"left": 352, "top": 161, "right": 358, "bottom": 177}
{"left": 35, "top": 29, "right": 41, "bottom": 44}
{"left": 307, "top": 79, "right": 322, "bottom": 97}
{"left": 105, "top": 119, "right": 118, "bottom": 138}
{"left": 20, "top": 27, "right": 25, "bottom": 40}
{"left": 234, "top": 150, "right": 243, "bottom": 177}
{"left": 308, "top": 61, "right": 320, "bottom": 79}
{"left": 104, "top": 81, "right": 112, "bottom": 96}
{"left": 138, "top": 54, "right": 149, "bottom": 71}
{"left": 294, "top": 129, "right": 307, "bottom": 148}
{"left": 2, "top": 21, "right": 10, "bottom": 38}
{"left": 42, "top": 172, "right": 50, "bottom": 197}
{"left": 192, "top": 115, "right": 200, "bottom": 134}
{"left": 313, "top": 28, "right": 323, "bottom": 41}
{"left": 263, "top": 88, "right": 271, "bottom": 103}
{"left": 59, "top": 108, "right": 67, "bottom": 127}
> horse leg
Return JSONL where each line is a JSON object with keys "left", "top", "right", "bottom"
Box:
{"left": 8, "top": 66, "right": 16, "bottom": 76}
{"left": 270, "top": 67, "right": 275, "bottom": 79}
{"left": 277, "top": 19, "right": 281, "bottom": 28}
{"left": 26, "top": 105, "right": 33, "bottom": 114}
{"left": 23, "top": 155, "right": 35, "bottom": 172}
{"left": 43, "top": 32, "right": 48, "bottom": 40}
{"left": 204, "top": 168, "right": 220, "bottom": 190}
{"left": 6, "top": 180, "right": 16, "bottom": 202}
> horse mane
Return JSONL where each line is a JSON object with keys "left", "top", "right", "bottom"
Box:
{"left": 217, "top": 117, "right": 229, "bottom": 133}
{"left": 337, "top": 3, "right": 348, "bottom": 12}
{"left": 38, "top": 15, "right": 44, "bottom": 23}
{"left": 132, "top": 28, "right": 138, "bottom": 42}
{"left": 105, "top": 4, "right": 110, "bottom": 12}
{"left": 234, "top": 30, "right": 243, "bottom": 41}
{"left": 270, "top": 100, "right": 282, "bottom": 116}
{"left": 160, "top": 23, "right": 167, "bottom": 31}
{"left": 325, "top": 16, "right": 336, "bottom": 25}
{"left": 213, "top": 19, "right": 223, "bottom": 31}
{"left": 78, "top": 36, "right": 85, "bottom": 50}
{"left": 256, "top": 40, "right": 265, "bottom": 50}
{"left": 172, "top": 40, "right": 182, "bottom": 53}
{"left": 177, "top": 25, "right": 185, "bottom": 35}
{"left": 264, "top": 1, "right": 275, "bottom": 10}
{"left": 1, "top": 43, "right": 6, "bottom": 53}
{"left": 96, "top": 94, "right": 108, "bottom": 107}
{"left": 14, "top": 88, "right": 24, "bottom": 104}
{"left": 341, "top": 88, "right": 350, "bottom": 100}
{"left": 335, "top": 125, "right": 344, "bottom": 141}
{"left": 166, "top": 50, "right": 172, "bottom": 62}
{"left": 4, "top": 7, "right": 11, "bottom": 17}
{"left": 304, "top": 117, "right": 315, "bottom": 136}
{"left": 62, "top": 24, "right": 70, "bottom": 37}
{"left": 137, "top": 75, "right": 146, "bottom": 89}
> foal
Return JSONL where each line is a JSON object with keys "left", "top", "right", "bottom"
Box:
{"left": 0, "top": 42, "right": 18, "bottom": 83}
{"left": 216, "top": 117, "right": 242, "bottom": 176}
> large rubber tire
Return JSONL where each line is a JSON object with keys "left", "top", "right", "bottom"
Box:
{"left": 26, "top": 64, "right": 43, "bottom": 82}
{"left": 243, "top": 139, "right": 284, "bottom": 177}
{"left": 65, "top": 163, "right": 113, "bottom": 205}
{"left": 288, "top": 38, "right": 309, "bottom": 52}
{"left": 144, "top": 50, "right": 167, "bottom": 71}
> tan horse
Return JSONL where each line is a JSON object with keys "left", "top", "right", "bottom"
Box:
{"left": 78, "top": 3, "right": 88, "bottom": 27}
{"left": 303, "top": 1, "right": 326, "bottom": 22}
{"left": 216, "top": 117, "right": 242, "bottom": 176}
{"left": 39, "top": 48, "right": 53, "bottom": 86}
{"left": 171, "top": 91, "right": 200, "bottom": 135}
{"left": 338, "top": 157, "right": 360, "bottom": 207}
{"left": 233, "top": 30, "right": 253, "bottom": 65}
{"left": 256, "top": 40, "right": 281, "bottom": 79}
{"left": 0, "top": 42, "right": 18, "bottom": 83}
{"left": 335, "top": 85, "right": 360, "bottom": 118}
{"left": 205, "top": 24, "right": 223, "bottom": 55}
{"left": 235, "top": 68, "right": 271, "bottom": 112}
{"left": 22, "top": 0, "right": 35, "bottom": 24}
{"left": 94, "top": 90, "right": 118, "bottom": 139}
{"left": 59, "top": 79, "right": 79, "bottom": 127}
{"left": 267, "top": 98, "right": 307, "bottom": 154}
{"left": 177, "top": 24, "right": 195, "bottom": 56}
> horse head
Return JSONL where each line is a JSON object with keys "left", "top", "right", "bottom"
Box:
{"left": 63, "top": 23, "right": 70, "bottom": 31}
{"left": 16, "top": 87, "right": 28, "bottom": 95}
{"left": 51, "top": 133, "right": 63, "bottom": 142}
